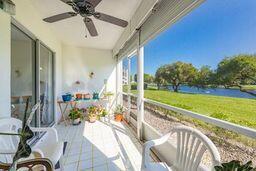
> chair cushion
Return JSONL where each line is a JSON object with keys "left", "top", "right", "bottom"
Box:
{"left": 39, "top": 142, "right": 64, "bottom": 165}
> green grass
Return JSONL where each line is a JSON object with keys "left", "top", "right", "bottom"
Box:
{"left": 131, "top": 89, "right": 256, "bottom": 129}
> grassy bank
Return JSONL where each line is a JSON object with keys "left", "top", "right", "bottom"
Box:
{"left": 130, "top": 89, "right": 256, "bottom": 129}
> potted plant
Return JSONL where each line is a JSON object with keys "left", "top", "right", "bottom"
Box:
{"left": 214, "top": 160, "right": 256, "bottom": 171}
{"left": 114, "top": 105, "right": 125, "bottom": 122}
{"left": 69, "top": 108, "right": 83, "bottom": 125}
{"left": 99, "top": 108, "right": 108, "bottom": 122}
{"left": 87, "top": 106, "right": 99, "bottom": 123}
{"left": 75, "top": 93, "right": 83, "bottom": 100}
{"left": 62, "top": 93, "right": 72, "bottom": 102}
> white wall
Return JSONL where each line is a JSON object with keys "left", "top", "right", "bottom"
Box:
{"left": 0, "top": 10, "right": 11, "bottom": 118}
{"left": 62, "top": 45, "right": 116, "bottom": 97}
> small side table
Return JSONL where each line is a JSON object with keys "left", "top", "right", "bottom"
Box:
{"left": 57, "top": 101, "right": 77, "bottom": 126}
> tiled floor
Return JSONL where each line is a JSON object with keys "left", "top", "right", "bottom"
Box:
{"left": 56, "top": 119, "right": 146, "bottom": 171}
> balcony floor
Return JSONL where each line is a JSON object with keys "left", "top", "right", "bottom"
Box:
{"left": 56, "top": 119, "right": 146, "bottom": 171}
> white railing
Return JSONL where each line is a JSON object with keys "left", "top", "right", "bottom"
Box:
{"left": 121, "top": 92, "right": 256, "bottom": 139}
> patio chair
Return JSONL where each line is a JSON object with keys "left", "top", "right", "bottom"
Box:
{"left": 141, "top": 126, "right": 220, "bottom": 171}
{"left": 0, "top": 158, "right": 54, "bottom": 171}
{"left": 0, "top": 118, "right": 64, "bottom": 170}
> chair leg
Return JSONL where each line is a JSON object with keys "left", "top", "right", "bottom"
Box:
{"left": 59, "top": 157, "right": 64, "bottom": 171}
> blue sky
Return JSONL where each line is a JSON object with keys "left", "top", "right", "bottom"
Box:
{"left": 127, "top": 0, "right": 256, "bottom": 75}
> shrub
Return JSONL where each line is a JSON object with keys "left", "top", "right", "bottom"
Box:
{"left": 131, "top": 83, "right": 148, "bottom": 90}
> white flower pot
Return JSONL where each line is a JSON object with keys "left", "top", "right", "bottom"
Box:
{"left": 73, "top": 118, "right": 81, "bottom": 125}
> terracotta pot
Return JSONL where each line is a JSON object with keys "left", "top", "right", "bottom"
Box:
{"left": 115, "top": 114, "right": 123, "bottom": 122}
{"left": 76, "top": 93, "right": 83, "bottom": 100}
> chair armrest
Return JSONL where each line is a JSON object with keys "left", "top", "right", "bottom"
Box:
{"left": 142, "top": 133, "right": 171, "bottom": 167}
{"left": 30, "top": 127, "right": 59, "bottom": 143}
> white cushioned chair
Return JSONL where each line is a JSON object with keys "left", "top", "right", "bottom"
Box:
{"left": 141, "top": 126, "right": 221, "bottom": 171}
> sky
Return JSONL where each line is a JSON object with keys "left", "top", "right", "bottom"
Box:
{"left": 127, "top": 0, "right": 256, "bottom": 75}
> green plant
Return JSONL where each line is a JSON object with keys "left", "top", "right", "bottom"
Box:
{"left": 214, "top": 160, "right": 256, "bottom": 171}
{"left": 114, "top": 105, "right": 125, "bottom": 115}
{"left": 68, "top": 108, "right": 83, "bottom": 120}
{"left": 100, "top": 109, "right": 107, "bottom": 117}
{"left": 87, "top": 106, "right": 101, "bottom": 119}
{"left": 103, "top": 91, "right": 114, "bottom": 97}
{"left": 131, "top": 83, "right": 148, "bottom": 90}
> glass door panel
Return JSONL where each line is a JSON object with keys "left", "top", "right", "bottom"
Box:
{"left": 11, "top": 25, "right": 36, "bottom": 127}
{"left": 39, "top": 44, "right": 54, "bottom": 126}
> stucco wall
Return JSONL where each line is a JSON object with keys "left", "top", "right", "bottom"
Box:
{"left": 0, "top": 10, "right": 11, "bottom": 118}
{"left": 62, "top": 44, "right": 117, "bottom": 98}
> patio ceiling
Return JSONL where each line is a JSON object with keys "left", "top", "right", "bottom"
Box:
{"left": 29, "top": 0, "right": 142, "bottom": 49}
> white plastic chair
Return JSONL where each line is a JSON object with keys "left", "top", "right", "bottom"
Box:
{"left": 142, "top": 126, "right": 221, "bottom": 171}
{"left": 0, "top": 115, "right": 64, "bottom": 170}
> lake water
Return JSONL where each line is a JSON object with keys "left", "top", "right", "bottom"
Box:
{"left": 167, "top": 86, "right": 256, "bottom": 99}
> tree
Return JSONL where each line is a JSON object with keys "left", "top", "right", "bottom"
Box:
{"left": 163, "top": 62, "right": 197, "bottom": 92}
{"left": 155, "top": 65, "right": 168, "bottom": 90}
{"left": 144, "top": 74, "right": 154, "bottom": 83}
{"left": 216, "top": 54, "right": 256, "bottom": 96}
{"left": 192, "top": 65, "right": 214, "bottom": 89}
{"left": 134, "top": 73, "right": 154, "bottom": 83}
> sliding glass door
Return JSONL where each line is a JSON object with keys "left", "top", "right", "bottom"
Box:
{"left": 39, "top": 44, "right": 54, "bottom": 126}
{"left": 11, "top": 24, "right": 55, "bottom": 130}
{"left": 11, "top": 25, "right": 36, "bottom": 127}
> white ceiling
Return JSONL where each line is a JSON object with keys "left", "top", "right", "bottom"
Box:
{"left": 30, "top": 0, "right": 142, "bottom": 50}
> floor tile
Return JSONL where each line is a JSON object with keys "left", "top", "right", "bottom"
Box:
{"left": 65, "top": 154, "right": 80, "bottom": 164}
{"left": 78, "top": 159, "right": 92, "bottom": 170}
{"left": 64, "top": 162, "right": 78, "bottom": 171}
{"left": 56, "top": 120, "right": 145, "bottom": 171}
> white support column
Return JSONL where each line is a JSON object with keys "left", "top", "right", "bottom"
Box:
{"left": 127, "top": 57, "right": 131, "bottom": 123}
{"left": 116, "top": 59, "right": 123, "bottom": 106}
{"left": 137, "top": 46, "right": 144, "bottom": 140}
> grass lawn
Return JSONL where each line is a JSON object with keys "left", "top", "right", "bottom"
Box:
{"left": 130, "top": 89, "right": 256, "bottom": 129}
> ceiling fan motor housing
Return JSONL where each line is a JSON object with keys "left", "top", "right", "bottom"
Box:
{"left": 72, "top": 0, "right": 95, "bottom": 17}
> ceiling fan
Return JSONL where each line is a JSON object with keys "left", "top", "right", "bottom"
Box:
{"left": 43, "top": 0, "right": 128, "bottom": 37}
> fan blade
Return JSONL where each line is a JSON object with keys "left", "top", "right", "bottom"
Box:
{"left": 60, "top": 0, "right": 70, "bottom": 3}
{"left": 86, "top": 0, "right": 102, "bottom": 7}
{"left": 43, "top": 12, "right": 77, "bottom": 23}
{"left": 60, "top": 0, "right": 76, "bottom": 7}
{"left": 94, "top": 13, "right": 128, "bottom": 27}
{"left": 84, "top": 17, "right": 98, "bottom": 37}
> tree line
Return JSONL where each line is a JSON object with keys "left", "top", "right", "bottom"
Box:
{"left": 150, "top": 54, "right": 256, "bottom": 96}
